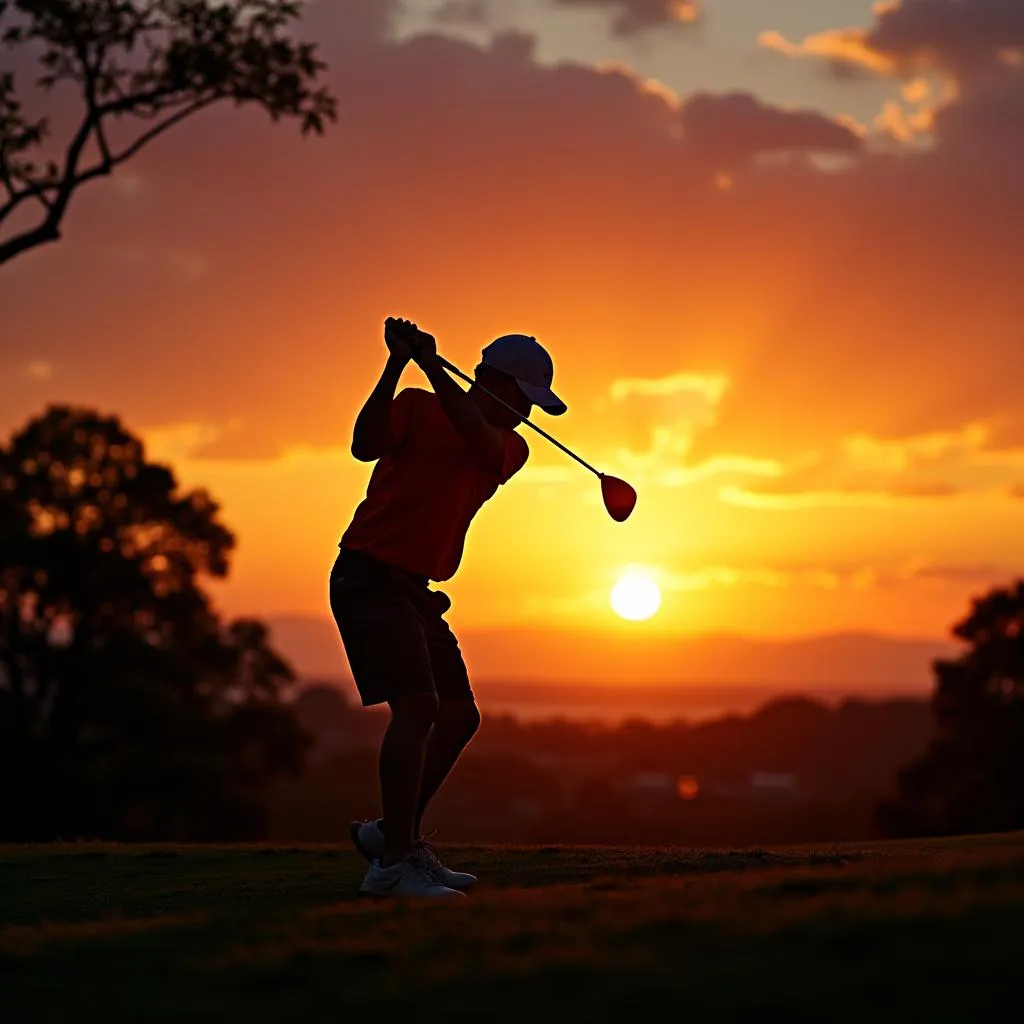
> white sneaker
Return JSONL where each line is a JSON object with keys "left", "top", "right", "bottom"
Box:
{"left": 358, "top": 853, "right": 464, "bottom": 899}
{"left": 349, "top": 818, "right": 386, "bottom": 860}
{"left": 417, "top": 836, "right": 477, "bottom": 891}
{"left": 350, "top": 819, "right": 476, "bottom": 892}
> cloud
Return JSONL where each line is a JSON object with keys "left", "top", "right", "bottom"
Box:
{"left": 609, "top": 372, "right": 728, "bottom": 402}
{"left": 658, "top": 558, "right": 1017, "bottom": 592}
{"left": 930, "top": 73, "right": 1024, "bottom": 151}
{"left": 867, "top": 0, "right": 1024, "bottom": 79}
{"left": 2, "top": 0, "right": 1024, "bottom": 478}
{"left": 874, "top": 97, "right": 936, "bottom": 141}
{"left": 757, "top": 2, "right": 1024, "bottom": 155}
{"left": 910, "top": 561, "right": 1018, "bottom": 583}
{"left": 605, "top": 374, "right": 782, "bottom": 490}
{"left": 719, "top": 425, "right": 1024, "bottom": 508}
{"left": 608, "top": 372, "right": 730, "bottom": 468}
{"left": 720, "top": 486, "right": 936, "bottom": 510}
{"left": 678, "top": 92, "right": 865, "bottom": 168}
{"left": 758, "top": 28, "right": 896, "bottom": 77}
{"left": 654, "top": 455, "right": 781, "bottom": 489}
{"left": 661, "top": 565, "right": 842, "bottom": 591}
{"left": 761, "top": 0, "right": 1024, "bottom": 81}
{"left": 431, "top": 0, "right": 492, "bottom": 27}
{"left": 553, "top": 0, "right": 700, "bottom": 37}
{"left": 594, "top": 60, "right": 683, "bottom": 109}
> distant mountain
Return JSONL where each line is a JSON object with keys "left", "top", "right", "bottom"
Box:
{"left": 267, "top": 615, "right": 959, "bottom": 692}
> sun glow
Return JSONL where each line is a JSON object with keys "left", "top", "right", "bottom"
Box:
{"left": 610, "top": 569, "right": 662, "bottom": 622}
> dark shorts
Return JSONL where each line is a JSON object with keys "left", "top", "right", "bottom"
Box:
{"left": 328, "top": 547, "right": 474, "bottom": 708}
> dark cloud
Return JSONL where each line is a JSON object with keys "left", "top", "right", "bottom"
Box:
{"left": 932, "top": 72, "right": 1024, "bottom": 151}
{"left": 678, "top": 92, "right": 863, "bottom": 168}
{"left": 911, "top": 562, "right": 1018, "bottom": 583}
{"left": 763, "top": 0, "right": 1024, "bottom": 83}
{"left": 868, "top": 0, "right": 1024, "bottom": 79}
{"left": 553, "top": 0, "right": 699, "bottom": 37}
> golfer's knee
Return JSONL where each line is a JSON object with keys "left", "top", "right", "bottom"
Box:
{"left": 439, "top": 699, "right": 481, "bottom": 744}
{"left": 389, "top": 691, "right": 439, "bottom": 734}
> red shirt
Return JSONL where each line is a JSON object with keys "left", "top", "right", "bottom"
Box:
{"left": 340, "top": 388, "right": 530, "bottom": 581}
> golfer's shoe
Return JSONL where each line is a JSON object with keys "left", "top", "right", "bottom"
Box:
{"left": 349, "top": 818, "right": 386, "bottom": 861}
{"left": 417, "top": 836, "right": 477, "bottom": 891}
{"left": 358, "top": 854, "right": 464, "bottom": 899}
{"left": 349, "top": 819, "right": 477, "bottom": 891}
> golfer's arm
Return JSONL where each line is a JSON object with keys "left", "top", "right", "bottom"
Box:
{"left": 351, "top": 355, "right": 406, "bottom": 462}
{"left": 418, "top": 356, "right": 504, "bottom": 472}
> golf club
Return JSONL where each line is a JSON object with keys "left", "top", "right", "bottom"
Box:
{"left": 386, "top": 318, "right": 637, "bottom": 522}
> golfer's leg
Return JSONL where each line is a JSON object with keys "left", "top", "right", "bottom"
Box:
{"left": 414, "top": 599, "right": 480, "bottom": 836}
{"left": 329, "top": 553, "right": 440, "bottom": 867}
{"left": 379, "top": 690, "right": 438, "bottom": 867}
{"left": 414, "top": 699, "right": 481, "bottom": 836}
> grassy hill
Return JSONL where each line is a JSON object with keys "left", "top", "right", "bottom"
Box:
{"left": 2, "top": 833, "right": 1022, "bottom": 1021}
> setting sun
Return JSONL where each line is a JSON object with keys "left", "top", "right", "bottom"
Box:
{"left": 610, "top": 570, "right": 662, "bottom": 622}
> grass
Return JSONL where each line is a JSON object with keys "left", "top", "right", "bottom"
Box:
{"left": 2, "top": 832, "right": 1023, "bottom": 1022}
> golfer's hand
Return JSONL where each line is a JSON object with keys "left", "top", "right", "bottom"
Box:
{"left": 384, "top": 317, "right": 416, "bottom": 362}
{"left": 411, "top": 328, "right": 437, "bottom": 367}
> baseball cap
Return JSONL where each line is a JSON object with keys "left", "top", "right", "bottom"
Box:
{"left": 481, "top": 334, "right": 567, "bottom": 416}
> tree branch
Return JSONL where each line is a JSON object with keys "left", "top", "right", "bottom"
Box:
{"left": 0, "top": 1, "right": 336, "bottom": 270}
{"left": 0, "top": 95, "right": 217, "bottom": 267}
{"left": 0, "top": 102, "right": 101, "bottom": 266}
{"left": 0, "top": 217, "right": 59, "bottom": 264}
{"left": 0, "top": 185, "right": 53, "bottom": 231}
{"left": 106, "top": 96, "right": 216, "bottom": 168}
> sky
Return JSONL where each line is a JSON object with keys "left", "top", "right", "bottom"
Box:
{"left": 3, "top": 0, "right": 1024, "bottom": 684}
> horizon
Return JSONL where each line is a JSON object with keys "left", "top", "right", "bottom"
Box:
{"left": 293, "top": 672, "right": 934, "bottom": 727}
{"left": 267, "top": 614, "right": 959, "bottom": 715}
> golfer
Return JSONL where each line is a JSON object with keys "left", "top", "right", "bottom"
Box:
{"left": 332, "top": 317, "right": 566, "bottom": 898}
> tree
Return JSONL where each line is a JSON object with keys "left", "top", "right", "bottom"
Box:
{"left": 0, "top": 0, "right": 336, "bottom": 267}
{"left": 877, "top": 580, "right": 1024, "bottom": 838}
{"left": 0, "top": 406, "right": 309, "bottom": 839}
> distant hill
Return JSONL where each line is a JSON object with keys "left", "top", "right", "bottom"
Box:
{"left": 267, "top": 615, "right": 958, "bottom": 695}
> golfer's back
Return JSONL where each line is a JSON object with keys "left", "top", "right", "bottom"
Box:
{"left": 341, "top": 387, "right": 528, "bottom": 582}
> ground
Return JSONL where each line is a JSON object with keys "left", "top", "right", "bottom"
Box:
{"left": 2, "top": 833, "right": 1022, "bottom": 1021}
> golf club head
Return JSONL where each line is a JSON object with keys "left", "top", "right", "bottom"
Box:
{"left": 601, "top": 475, "right": 637, "bottom": 522}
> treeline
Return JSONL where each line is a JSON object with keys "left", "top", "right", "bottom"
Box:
{"left": 270, "top": 686, "right": 935, "bottom": 846}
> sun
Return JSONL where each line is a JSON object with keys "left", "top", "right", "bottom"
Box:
{"left": 610, "top": 569, "right": 662, "bottom": 622}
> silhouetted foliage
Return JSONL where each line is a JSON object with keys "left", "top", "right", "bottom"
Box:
{"left": 878, "top": 580, "right": 1024, "bottom": 837}
{"left": 0, "top": 406, "right": 308, "bottom": 839}
{"left": 0, "top": 0, "right": 336, "bottom": 266}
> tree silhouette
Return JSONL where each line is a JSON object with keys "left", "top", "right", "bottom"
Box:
{"left": 878, "top": 580, "right": 1024, "bottom": 837}
{"left": 0, "top": 406, "right": 308, "bottom": 839}
{"left": 0, "top": 0, "right": 336, "bottom": 267}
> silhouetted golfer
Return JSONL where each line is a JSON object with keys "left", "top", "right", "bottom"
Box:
{"left": 332, "top": 317, "right": 566, "bottom": 898}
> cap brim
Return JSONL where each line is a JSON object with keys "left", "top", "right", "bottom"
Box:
{"left": 518, "top": 380, "right": 567, "bottom": 416}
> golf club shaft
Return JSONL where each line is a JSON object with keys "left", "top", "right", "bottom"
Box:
{"left": 435, "top": 355, "right": 603, "bottom": 479}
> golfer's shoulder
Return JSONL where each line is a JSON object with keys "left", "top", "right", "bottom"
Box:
{"left": 503, "top": 428, "right": 530, "bottom": 471}
{"left": 396, "top": 386, "right": 431, "bottom": 405}
{"left": 393, "top": 387, "right": 432, "bottom": 419}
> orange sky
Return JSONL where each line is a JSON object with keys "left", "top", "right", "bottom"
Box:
{"left": 3, "top": 0, "right": 1024, "bottom": 684}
